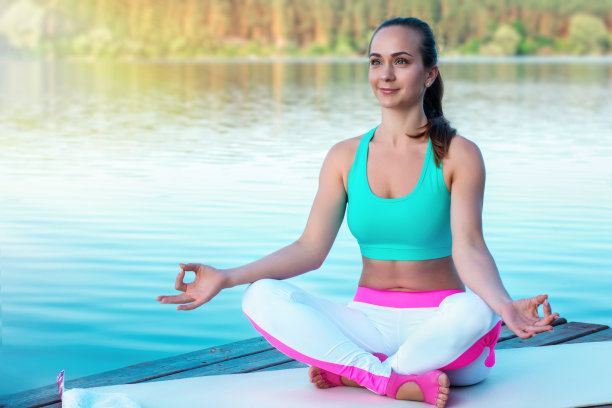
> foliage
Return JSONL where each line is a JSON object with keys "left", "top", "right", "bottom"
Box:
{"left": 567, "top": 13, "right": 610, "bottom": 55}
{"left": 518, "top": 35, "right": 553, "bottom": 55}
{"left": 480, "top": 25, "right": 521, "bottom": 56}
{"left": 0, "top": 0, "right": 611, "bottom": 59}
{"left": 456, "top": 38, "right": 482, "bottom": 55}
{"left": 0, "top": 0, "right": 45, "bottom": 51}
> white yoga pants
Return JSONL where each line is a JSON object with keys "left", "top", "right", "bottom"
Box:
{"left": 242, "top": 279, "right": 502, "bottom": 395}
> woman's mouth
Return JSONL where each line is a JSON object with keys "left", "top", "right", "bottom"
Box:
{"left": 379, "top": 88, "right": 399, "bottom": 95}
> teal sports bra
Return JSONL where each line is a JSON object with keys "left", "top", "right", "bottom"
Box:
{"left": 346, "top": 126, "right": 452, "bottom": 261}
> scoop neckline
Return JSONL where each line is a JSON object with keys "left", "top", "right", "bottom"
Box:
{"left": 363, "top": 128, "right": 431, "bottom": 202}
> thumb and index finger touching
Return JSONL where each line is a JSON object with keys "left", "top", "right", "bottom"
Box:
{"left": 518, "top": 294, "right": 560, "bottom": 333}
{"left": 179, "top": 263, "right": 205, "bottom": 272}
{"left": 532, "top": 294, "right": 560, "bottom": 323}
{"left": 157, "top": 263, "right": 210, "bottom": 310}
{"left": 507, "top": 294, "right": 560, "bottom": 338}
{"left": 156, "top": 264, "right": 189, "bottom": 300}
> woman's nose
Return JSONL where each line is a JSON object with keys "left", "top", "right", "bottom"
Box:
{"left": 381, "top": 66, "right": 395, "bottom": 81}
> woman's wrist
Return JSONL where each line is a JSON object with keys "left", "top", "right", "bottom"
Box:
{"left": 491, "top": 297, "right": 514, "bottom": 317}
{"left": 219, "top": 267, "right": 238, "bottom": 289}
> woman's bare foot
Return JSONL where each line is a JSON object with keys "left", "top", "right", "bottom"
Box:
{"left": 395, "top": 371, "right": 450, "bottom": 408}
{"left": 308, "top": 366, "right": 361, "bottom": 389}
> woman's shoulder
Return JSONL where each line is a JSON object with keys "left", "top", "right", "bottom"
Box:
{"left": 325, "top": 134, "right": 363, "bottom": 167}
{"left": 444, "top": 134, "right": 486, "bottom": 188}
{"left": 445, "top": 134, "right": 484, "bottom": 169}
{"left": 320, "top": 134, "right": 365, "bottom": 186}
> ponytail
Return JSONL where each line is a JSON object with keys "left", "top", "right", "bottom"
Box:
{"left": 423, "top": 73, "right": 455, "bottom": 167}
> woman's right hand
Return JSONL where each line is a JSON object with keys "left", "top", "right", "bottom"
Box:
{"left": 156, "top": 263, "right": 229, "bottom": 311}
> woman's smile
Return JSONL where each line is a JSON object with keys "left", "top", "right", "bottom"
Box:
{"left": 379, "top": 88, "right": 400, "bottom": 95}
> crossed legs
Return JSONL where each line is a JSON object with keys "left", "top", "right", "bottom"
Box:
{"left": 242, "top": 279, "right": 501, "bottom": 405}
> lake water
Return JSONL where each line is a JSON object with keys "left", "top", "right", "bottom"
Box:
{"left": 1, "top": 57, "right": 611, "bottom": 396}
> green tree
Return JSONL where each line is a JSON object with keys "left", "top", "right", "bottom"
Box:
{"left": 480, "top": 24, "right": 521, "bottom": 55}
{"left": 0, "top": 0, "right": 45, "bottom": 51}
{"left": 568, "top": 13, "right": 610, "bottom": 55}
{"left": 2, "top": 0, "right": 612, "bottom": 58}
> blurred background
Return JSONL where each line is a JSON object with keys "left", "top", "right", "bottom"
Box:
{"left": 0, "top": 0, "right": 611, "bottom": 59}
{"left": 1, "top": 0, "right": 611, "bottom": 399}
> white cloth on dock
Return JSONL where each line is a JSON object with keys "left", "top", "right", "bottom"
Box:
{"left": 68, "top": 341, "right": 612, "bottom": 407}
{"left": 62, "top": 388, "right": 141, "bottom": 408}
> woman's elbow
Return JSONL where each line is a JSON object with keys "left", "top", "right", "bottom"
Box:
{"left": 295, "top": 238, "right": 327, "bottom": 270}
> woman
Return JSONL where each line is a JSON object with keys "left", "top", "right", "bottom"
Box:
{"left": 157, "top": 17, "right": 558, "bottom": 407}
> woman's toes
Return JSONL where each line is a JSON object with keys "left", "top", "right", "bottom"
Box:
{"left": 438, "top": 373, "right": 450, "bottom": 396}
{"left": 308, "top": 367, "right": 316, "bottom": 378}
{"left": 309, "top": 368, "right": 322, "bottom": 380}
{"left": 438, "top": 372, "right": 450, "bottom": 388}
{"left": 309, "top": 367, "right": 328, "bottom": 388}
{"left": 436, "top": 372, "right": 450, "bottom": 407}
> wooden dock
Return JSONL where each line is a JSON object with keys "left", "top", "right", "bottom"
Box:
{"left": 1, "top": 318, "right": 610, "bottom": 408}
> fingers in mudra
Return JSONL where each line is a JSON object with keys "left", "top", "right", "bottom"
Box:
{"left": 531, "top": 296, "right": 559, "bottom": 326}
{"left": 158, "top": 262, "right": 227, "bottom": 311}
{"left": 505, "top": 295, "right": 560, "bottom": 339}
{"left": 175, "top": 268, "right": 188, "bottom": 292}
{"left": 156, "top": 264, "right": 198, "bottom": 307}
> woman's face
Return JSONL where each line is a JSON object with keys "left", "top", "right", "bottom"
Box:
{"left": 368, "top": 25, "right": 436, "bottom": 110}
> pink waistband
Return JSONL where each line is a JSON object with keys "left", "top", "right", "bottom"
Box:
{"left": 353, "top": 286, "right": 464, "bottom": 308}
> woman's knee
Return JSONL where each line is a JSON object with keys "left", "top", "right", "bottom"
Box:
{"left": 242, "top": 278, "right": 295, "bottom": 318}
{"left": 441, "top": 292, "right": 498, "bottom": 337}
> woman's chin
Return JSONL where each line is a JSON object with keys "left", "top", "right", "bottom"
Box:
{"left": 378, "top": 101, "right": 409, "bottom": 110}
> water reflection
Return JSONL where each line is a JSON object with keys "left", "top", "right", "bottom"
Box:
{"left": 0, "top": 57, "right": 611, "bottom": 396}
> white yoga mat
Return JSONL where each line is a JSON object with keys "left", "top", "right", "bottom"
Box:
{"left": 64, "top": 341, "right": 612, "bottom": 408}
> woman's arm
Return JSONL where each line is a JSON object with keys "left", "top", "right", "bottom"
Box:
{"left": 157, "top": 140, "right": 350, "bottom": 310}
{"left": 448, "top": 136, "right": 559, "bottom": 338}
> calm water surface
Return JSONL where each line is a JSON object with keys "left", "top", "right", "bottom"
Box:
{"left": 1, "top": 57, "right": 611, "bottom": 395}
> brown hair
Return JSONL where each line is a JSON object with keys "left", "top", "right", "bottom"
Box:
{"left": 369, "top": 17, "right": 456, "bottom": 167}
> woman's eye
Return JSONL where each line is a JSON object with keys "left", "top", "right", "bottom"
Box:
{"left": 370, "top": 59, "right": 381, "bottom": 66}
{"left": 396, "top": 58, "right": 408, "bottom": 65}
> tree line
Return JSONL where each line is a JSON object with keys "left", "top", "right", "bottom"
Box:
{"left": 0, "top": 0, "right": 611, "bottom": 58}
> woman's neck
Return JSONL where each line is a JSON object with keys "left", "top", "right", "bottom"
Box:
{"left": 378, "top": 107, "right": 428, "bottom": 146}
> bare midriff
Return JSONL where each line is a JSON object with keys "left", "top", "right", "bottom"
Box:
{"left": 358, "top": 255, "right": 465, "bottom": 292}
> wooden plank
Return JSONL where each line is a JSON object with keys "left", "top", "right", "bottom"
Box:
{"left": 0, "top": 337, "right": 274, "bottom": 408}
{"left": 37, "top": 404, "right": 60, "bottom": 408}
{"left": 565, "top": 328, "right": 612, "bottom": 344}
{"left": 497, "top": 318, "right": 567, "bottom": 343}
{"left": 157, "top": 349, "right": 295, "bottom": 381}
{"left": 256, "top": 359, "right": 308, "bottom": 372}
{"left": 496, "top": 322, "right": 609, "bottom": 349}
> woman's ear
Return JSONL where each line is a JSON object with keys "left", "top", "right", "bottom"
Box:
{"left": 425, "top": 66, "right": 439, "bottom": 87}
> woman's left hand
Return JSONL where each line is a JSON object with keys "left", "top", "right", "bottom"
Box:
{"left": 498, "top": 295, "right": 560, "bottom": 340}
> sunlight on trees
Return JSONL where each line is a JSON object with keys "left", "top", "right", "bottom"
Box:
{"left": 0, "top": 0, "right": 610, "bottom": 59}
{"left": 480, "top": 25, "right": 522, "bottom": 56}
{"left": 568, "top": 14, "right": 610, "bottom": 55}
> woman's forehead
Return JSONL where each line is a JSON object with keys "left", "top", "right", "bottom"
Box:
{"left": 370, "top": 26, "right": 421, "bottom": 56}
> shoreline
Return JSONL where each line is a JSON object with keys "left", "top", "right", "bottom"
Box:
{"left": 1, "top": 54, "right": 612, "bottom": 64}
